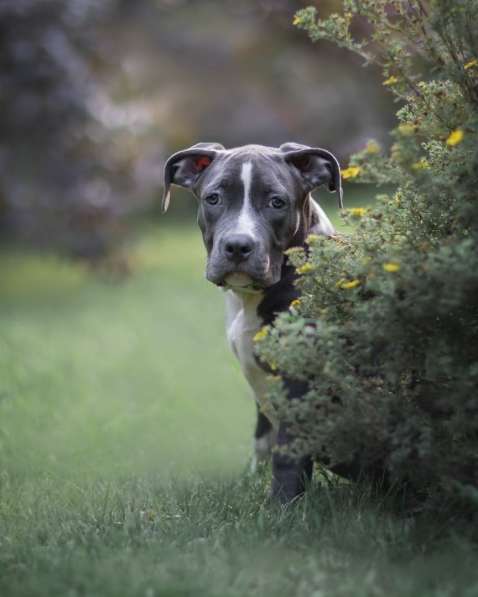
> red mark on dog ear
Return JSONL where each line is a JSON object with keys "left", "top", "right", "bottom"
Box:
{"left": 194, "top": 156, "right": 212, "bottom": 171}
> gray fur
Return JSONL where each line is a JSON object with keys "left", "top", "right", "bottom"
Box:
{"left": 163, "top": 143, "right": 341, "bottom": 289}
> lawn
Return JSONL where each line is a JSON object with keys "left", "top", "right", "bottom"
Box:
{"left": 0, "top": 197, "right": 477, "bottom": 596}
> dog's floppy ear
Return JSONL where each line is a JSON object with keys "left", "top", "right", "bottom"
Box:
{"left": 162, "top": 142, "right": 225, "bottom": 213}
{"left": 280, "top": 142, "right": 343, "bottom": 209}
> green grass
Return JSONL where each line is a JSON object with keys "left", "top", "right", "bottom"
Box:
{"left": 0, "top": 206, "right": 477, "bottom": 596}
{"left": 1, "top": 474, "right": 477, "bottom": 597}
{"left": 0, "top": 224, "right": 253, "bottom": 481}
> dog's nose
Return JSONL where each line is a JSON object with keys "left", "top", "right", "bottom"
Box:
{"left": 223, "top": 234, "right": 255, "bottom": 263}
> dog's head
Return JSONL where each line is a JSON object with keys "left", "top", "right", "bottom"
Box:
{"left": 162, "top": 142, "right": 342, "bottom": 291}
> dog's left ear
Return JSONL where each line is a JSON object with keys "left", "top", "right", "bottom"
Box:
{"left": 280, "top": 142, "right": 343, "bottom": 209}
{"left": 162, "top": 142, "right": 225, "bottom": 212}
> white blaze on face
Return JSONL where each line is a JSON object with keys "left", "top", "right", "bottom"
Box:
{"left": 236, "top": 161, "right": 257, "bottom": 239}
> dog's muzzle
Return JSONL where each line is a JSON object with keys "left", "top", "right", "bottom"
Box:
{"left": 206, "top": 232, "right": 280, "bottom": 290}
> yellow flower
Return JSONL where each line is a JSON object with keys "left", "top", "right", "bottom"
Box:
{"left": 365, "top": 140, "right": 381, "bottom": 154}
{"left": 348, "top": 207, "right": 366, "bottom": 218}
{"left": 337, "top": 278, "right": 361, "bottom": 289}
{"left": 383, "top": 262, "right": 400, "bottom": 272}
{"left": 383, "top": 75, "right": 399, "bottom": 86}
{"left": 253, "top": 326, "right": 269, "bottom": 343}
{"left": 398, "top": 123, "right": 416, "bottom": 136}
{"left": 390, "top": 143, "right": 402, "bottom": 160}
{"left": 292, "top": 14, "right": 301, "bottom": 25}
{"left": 285, "top": 246, "right": 303, "bottom": 256}
{"left": 290, "top": 299, "right": 301, "bottom": 309}
{"left": 446, "top": 129, "right": 464, "bottom": 146}
{"left": 306, "top": 233, "right": 321, "bottom": 245}
{"left": 297, "top": 262, "right": 314, "bottom": 274}
{"left": 464, "top": 59, "right": 478, "bottom": 70}
{"left": 412, "top": 158, "right": 430, "bottom": 171}
{"left": 342, "top": 166, "right": 361, "bottom": 180}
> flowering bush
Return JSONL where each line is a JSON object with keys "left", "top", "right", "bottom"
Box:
{"left": 257, "top": 0, "right": 478, "bottom": 511}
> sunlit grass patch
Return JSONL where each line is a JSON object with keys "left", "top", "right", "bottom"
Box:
{"left": 0, "top": 250, "right": 88, "bottom": 304}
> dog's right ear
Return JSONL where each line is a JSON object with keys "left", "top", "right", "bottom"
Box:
{"left": 280, "top": 142, "right": 343, "bottom": 209}
{"left": 162, "top": 142, "right": 225, "bottom": 213}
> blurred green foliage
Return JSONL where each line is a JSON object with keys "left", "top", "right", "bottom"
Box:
{"left": 258, "top": 0, "right": 478, "bottom": 514}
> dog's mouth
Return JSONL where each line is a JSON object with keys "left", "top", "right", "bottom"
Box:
{"left": 222, "top": 272, "right": 263, "bottom": 292}
{"left": 206, "top": 255, "right": 281, "bottom": 291}
{"left": 211, "top": 271, "right": 266, "bottom": 293}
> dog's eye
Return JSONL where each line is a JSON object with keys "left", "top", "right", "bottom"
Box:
{"left": 204, "top": 193, "right": 220, "bottom": 205}
{"left": 269, "top": 196, "right": 287, "bottom": 209}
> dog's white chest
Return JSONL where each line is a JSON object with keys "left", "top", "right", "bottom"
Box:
{"left": 226, "top": 292, "right": 260, "bottom": 367}
{"left": 225, "top": 290, "right": 276, "bottom": 422}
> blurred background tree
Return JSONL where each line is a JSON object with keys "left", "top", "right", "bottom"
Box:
{"left": 0, "top": 0, "right": 153, "bottom": 258}
{"left": 0, "top": 0, "right": 394, "bottom": 259}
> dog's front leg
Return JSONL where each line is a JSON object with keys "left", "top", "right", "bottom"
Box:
{"left": 250, "top": 405, "right": 277, "bottom": 472}
{"left": 271, "top": 378, "right": 313, "bottom": 504}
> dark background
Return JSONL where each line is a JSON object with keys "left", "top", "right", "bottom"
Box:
{"left": 0, "top": 0, "right": 394, "bottom": 257}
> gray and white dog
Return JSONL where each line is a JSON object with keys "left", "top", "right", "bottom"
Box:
{"left": 162, "top": 142, "right": 342, "bottom": 503}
